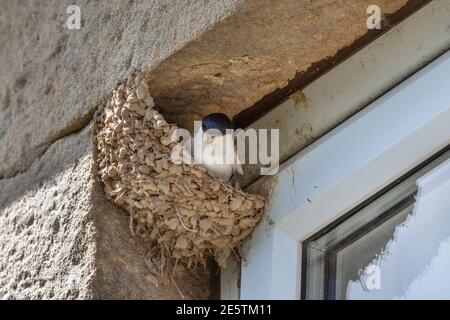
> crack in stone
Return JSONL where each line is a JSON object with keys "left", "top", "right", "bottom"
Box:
{"left": 0, "top": 107, "right": 97, "bottom": 181}
{"left": 40, "top": 107, "right": 97, "bottom": 147}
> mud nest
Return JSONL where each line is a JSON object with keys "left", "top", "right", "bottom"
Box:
{"left": 93, "top": 71, "right": 266, "bottom": 270}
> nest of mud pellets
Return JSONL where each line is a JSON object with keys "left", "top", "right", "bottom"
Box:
{"left": 93, "top": 71, "right": 266, "bottom": 271}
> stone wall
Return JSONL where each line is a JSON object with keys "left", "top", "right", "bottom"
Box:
{"left": 0, "top": 0, "right": 242, "bottom": 299}
{"left": 0, "top": 0, "right": 423, "bottom": 299}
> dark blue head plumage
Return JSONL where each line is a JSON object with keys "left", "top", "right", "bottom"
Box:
{"left": 202, "top": 113, "right": 235, "bottom": 135}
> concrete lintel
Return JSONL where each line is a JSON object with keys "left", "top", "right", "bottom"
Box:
{"left": 146, "top": 0, "right": 429, "bottom": 131}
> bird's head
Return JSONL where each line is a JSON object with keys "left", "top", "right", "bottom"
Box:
{"left": 202, "top": 113, "right": 234, "bottom": 134}
{"left": 200, "top": 113, "right": 235, "bottom": 143}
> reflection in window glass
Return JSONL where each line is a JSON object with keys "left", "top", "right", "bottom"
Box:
{"left": 304, "top": 149, "right": 450, "bottom": 300}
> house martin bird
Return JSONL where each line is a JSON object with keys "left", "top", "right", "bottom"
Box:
{"left": 193, "top": 113, "right": 243, "bottom": 181}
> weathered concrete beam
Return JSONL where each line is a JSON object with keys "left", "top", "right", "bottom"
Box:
{"left": 146, "top": 0, "right": 429, "bottom": 131}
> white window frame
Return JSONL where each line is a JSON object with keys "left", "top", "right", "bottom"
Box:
{"left": 238, "top": 50, "right": 450, "bottom": 300}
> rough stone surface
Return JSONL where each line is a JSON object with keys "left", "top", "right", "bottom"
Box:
{"left": 0, "top": 125, "right": 210, "bottom": 299}
{"left": 0, "top": 0, "right": 240, "bottom": 300}
{"left": 0, "top": 127, "right": 96, "bottom": 299}
{"left": 0, "top": 0, "right": 245, "bottom": 179}
{"left": 0, "top": 0, "right": 423, "bottom": 299}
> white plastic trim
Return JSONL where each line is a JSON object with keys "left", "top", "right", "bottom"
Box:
{"left": 240, "top": 49, "right": 450, "bottom": 300}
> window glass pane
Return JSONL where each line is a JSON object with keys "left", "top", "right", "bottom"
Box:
{"left": 304, "top": 149, "right": 450, "bottom": 300}
{"left": 335, "top": 204, "right": 412, "bottom": 299}
{"left": 340, "top": 158, "right": 450, "bottom": 299}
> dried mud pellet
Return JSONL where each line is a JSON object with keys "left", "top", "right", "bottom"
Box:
{"left": 136, "top": 84, "right": 147, "bottom": 100}
{"left": 230, "top": 197, "right": 243, "bottom": 212}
